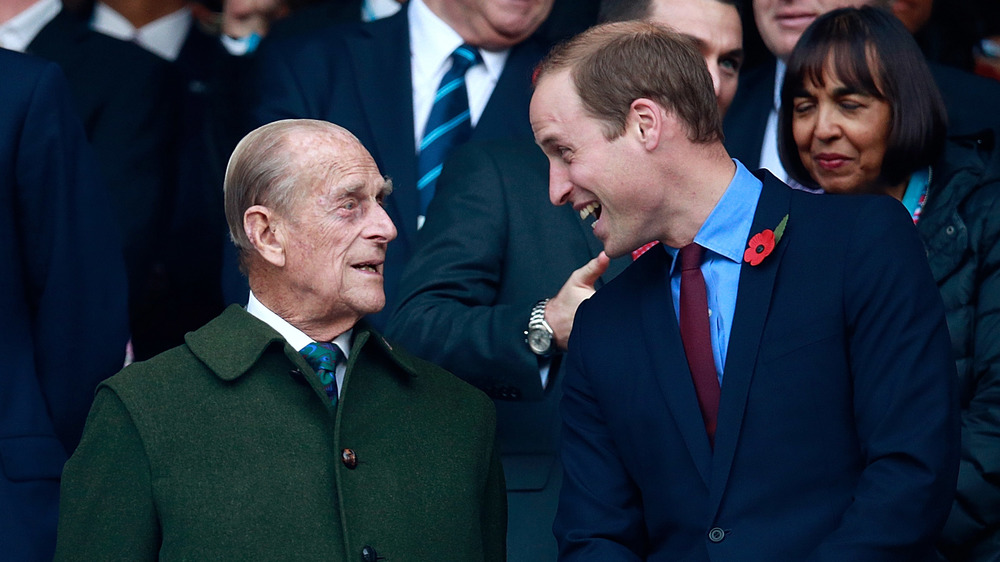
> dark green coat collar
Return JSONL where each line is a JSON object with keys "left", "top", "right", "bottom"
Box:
{"left": 185, "top": 305, "right": 421, "bottom": 382}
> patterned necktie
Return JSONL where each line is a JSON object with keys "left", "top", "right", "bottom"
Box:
{"left": 678, "top": 244, "right": 721, "bottom": 447}
{"left": 300, "top": 342, "right": 344, "bottom": 406}
{"left": 416, "top": 44, "right": 482, "bottom": 218}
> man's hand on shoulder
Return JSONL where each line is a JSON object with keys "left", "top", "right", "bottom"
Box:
{"left": 547, "top": 252, "right": 610, "bottom": 350}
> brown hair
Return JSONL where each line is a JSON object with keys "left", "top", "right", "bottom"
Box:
{"left": 535, "top": 20, "right": 722, "bottom": 143}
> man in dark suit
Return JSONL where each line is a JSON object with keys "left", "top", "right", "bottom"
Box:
{"left": 1, "top": 0, "right": 181, "bottom": 359}
{"left": 0, "top": 49, "right": 130, "bottom": 562}
{"left": 531, "top": 21, "right": 959, "bottom": 559}
{"left": 387, "top": 2, "right": 744, "bottom": 559}
{"left": 724, "top": 0, "right": 1000, "bottom": 174}
{"left": 250, "top": 0, "right": 554, "bottom": 328}
{"left": 56, "top": 119, "right": 506, "bottom": 561}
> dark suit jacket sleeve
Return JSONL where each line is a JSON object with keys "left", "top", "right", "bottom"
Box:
{"left": 553, "top": 306, "right": 646, "bottom": 560}
{"left": 385, "top": 144, "right": 551, "bottom": 400}
{"left": 55, "top": 388, "right": 160, "bottom": 561}
{"left": 808, "top": 197, "right": 959, "bottom": 560}
{"left": 17, "top": 61, "right": 130, "bottom": 452}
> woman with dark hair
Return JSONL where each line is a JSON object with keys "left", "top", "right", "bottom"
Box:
{"left": 778, "top": 7, "right": 1000, "bottom": 561}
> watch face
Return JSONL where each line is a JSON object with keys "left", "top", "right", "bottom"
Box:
{"left": 528, "top": 328, "right": 552, "bottom": 355}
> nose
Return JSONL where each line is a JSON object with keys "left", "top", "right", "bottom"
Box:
{"left": 814, "top": 105, "right": 842, "bottom": 142}
{"left": 708, "top": 64, "right": 722, "bottom": 101}
{"left": 548, "top": 161, "right": 573, "bottom": 206}
{"left": 368, "top": 202, "right": 397, "bottom": 243}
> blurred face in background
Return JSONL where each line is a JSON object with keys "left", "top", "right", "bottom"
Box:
{"left": 754, "top": 0, "right": 874, "bottom": 59}
{"left": 648, "top": 0, "right": 744, "bottom": 115}
{"left": 424, "top": 0, "right": 555, "bottom": 50}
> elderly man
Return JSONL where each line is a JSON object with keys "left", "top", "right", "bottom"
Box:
{"left": 531, "top": 22, "right": 958, "bottom": 560}
{"left": 246, "top": 0, "right": 555, "bottom": 329}
{"left": 55, "top": 119, "right": 506, "bottom": 561}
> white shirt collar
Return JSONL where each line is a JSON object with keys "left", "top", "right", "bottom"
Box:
{"left": 91, "top": 2, "right": 191, "bottom": 61}
{"left": 772, "top": 59, "right": 787, "bottom": 111}
{"left": 246, "top": 292, "right": 352, "bottom": 359}
{"left": 409, "top": 0, "right": 506, "bottom": 89}
{"left": 362, "top": 0, "right": 402, "bottom": 22}
{"left": 0, "top": 0, "right": 61, "bottom": 53}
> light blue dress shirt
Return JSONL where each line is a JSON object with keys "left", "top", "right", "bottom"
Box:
{"left": 662, "top": 160, "right": 762, "bottom": 384}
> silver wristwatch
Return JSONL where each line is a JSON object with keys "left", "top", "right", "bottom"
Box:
{"left": 525, "top": 298, "right": 555, "bottom": 357}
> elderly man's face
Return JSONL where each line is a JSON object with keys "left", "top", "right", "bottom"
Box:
{"left": 754, "top": 0, "right": 873, "bottom": 60}
{"left": 531, "top": 71, "right": 663, "bottom": 258}
{"left": 648, "top": 0, "right": 744, "bottom": 116}
{"left": 279, "top": 135, "right": 396, "bottom": 326}
{"left": 424, "top": 0, "right": 554, "bottom": 50}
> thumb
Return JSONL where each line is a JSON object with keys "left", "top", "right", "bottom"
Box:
{"left": 575, "top": 251, "right": 610, "bottom": 288}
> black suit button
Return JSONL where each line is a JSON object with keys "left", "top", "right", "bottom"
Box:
{"left": 360, "top": 545, "right": 378, "bottom": 561}
{"left": 708, "top": 527, "right": 726, "bottom": 543}
{"left": 342, "top": 448, "right": 358, "bottom": 469}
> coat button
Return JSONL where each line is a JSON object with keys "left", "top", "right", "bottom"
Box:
{"left": 342, "top": 448, "right": 358, "bottom": 469}
{"left": 361, "top": 545, "right": 378, "bottom": 561}
{"left": 945, "top": 225, "right": 956, "bottom": 236}
{"left": 708, "top": 527, "right": 726, "bottom": 543}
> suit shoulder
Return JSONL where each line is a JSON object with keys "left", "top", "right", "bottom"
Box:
{"left": 377, "top": 335, "right": 496, "bottom": 414}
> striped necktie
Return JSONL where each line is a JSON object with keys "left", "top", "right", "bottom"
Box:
{"left": 300, "top": 342, "right": 344, "bottom": 406}
{"left": 416, "top": 44, "right": 482, "bottom": 218}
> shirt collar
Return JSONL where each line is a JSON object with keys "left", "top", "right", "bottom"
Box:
{"left": 408, "top": 0, "right": 506, "bottom": 85}
{"left": 665, "top": 160, "right": 763, "bottom": 270}
{"left": 246, "top": 292, "right": 353, "bottom": 359}
{"left": 772, "top": 59, "right": 787, "bottom": 112}
{"left": 0, "top": 0, "right": 61, "bottom": 53}
{"left": 91, "top": 2, "right": 191, "bottom": 61}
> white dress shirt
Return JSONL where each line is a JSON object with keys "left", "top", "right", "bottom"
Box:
{"left": 758, "top": 59, "right": 790, "bottom": 182}
{"left": 246, "top": 292, "right": 352, "bottom": 394}
{"left": 90, "top": 2, "right": 191, "bottom": 62}
{"left": 0, "top": 0, "right": 60, "bottom": 52}
{"left": 408, "top": 0, "right": 508, "bottom": 153}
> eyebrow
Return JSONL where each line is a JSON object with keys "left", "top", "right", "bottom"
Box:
{"left": 380, "top": 178, "right": 394, "bottom": 197}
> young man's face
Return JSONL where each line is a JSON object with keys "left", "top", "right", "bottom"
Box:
{"left": 530, "top": 71, "right": 665, "bottom": 258}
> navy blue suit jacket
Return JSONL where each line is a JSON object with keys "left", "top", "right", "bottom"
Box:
{"left": 250, "top": 5, "right": 548, "bottom": 328}
{"left": 555, "top": 172, "right": 960, "bottom": 560}
{"left": 724, "top": 58, "right": 1000, "bottom": 169}
{"left": 0, "top": 50, "right": 130, "bottom": 562}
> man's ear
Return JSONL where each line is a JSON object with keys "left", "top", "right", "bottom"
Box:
{"left": 244, "top": 205, "right": 286, "bottom": 268}
{"left": 628, "top": 98, "right": 664, "bottom": 151}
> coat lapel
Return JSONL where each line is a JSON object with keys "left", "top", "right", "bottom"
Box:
{"left": 637, "top": 249, "right": 713, "bottom": 486}
{"left": 707, "top": 173, "right": 792, "bottom": 514}
{"left": 345, "top": 9, "right": 419, "bottom": 246}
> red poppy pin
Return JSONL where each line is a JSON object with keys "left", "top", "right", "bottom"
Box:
{"left": 743, "top": 214, "right": 788, "bottom": 266}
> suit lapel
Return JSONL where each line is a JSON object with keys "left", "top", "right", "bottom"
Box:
{"left": 707, "top": 173, "right": 792, "bottom": 514}
{"left": 345, "top": 9, "right": 419, "bottom": 246}
{"left": 473, "top": 37, "right": 547, "bottom": 142}
{"left": 637, "top": 250, "right": 713, "bottom": 486}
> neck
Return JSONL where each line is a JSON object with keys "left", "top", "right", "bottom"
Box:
{"left": 658, "top": 143, "right": 736, "bottom": 248}
{"left": 249, "top": 275, "right": 358, "bottom": 344}
{"left": 100, "top": 0, "right": 185, "bottom": 28}
{"left": 0, "top": 0, "right": 44, "bottom": 23}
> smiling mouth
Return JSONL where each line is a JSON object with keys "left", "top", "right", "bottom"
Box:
{"left": 579, "top": 202, "right": 602, "bottom": 223}
{"left": 352, "top": 261, "right": 383, "bottom": 274}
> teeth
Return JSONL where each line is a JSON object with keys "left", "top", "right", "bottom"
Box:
{"left": 579, "top": 202, "right": 600, "bottom": 220}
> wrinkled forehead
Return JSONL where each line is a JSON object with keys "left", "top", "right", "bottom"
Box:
{"left": 288, "top": 132, "right": 383, "bottom": 194}
{"left": 648, "top": 0, "right": 742, "bottom": 47}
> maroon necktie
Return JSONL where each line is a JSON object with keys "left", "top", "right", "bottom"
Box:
{"left": 678, "top": 244, "right": 721, "bottom": 446}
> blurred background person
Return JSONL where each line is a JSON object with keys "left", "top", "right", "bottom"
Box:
{"left": 725, "top": 0, "right": 1000, "bottom": 182}
{"left": 0, "top": 49, "right": 130, "bottom": 562}
{"left": 777, "top": 7, "right": 1000, "bottom": 559}
{"left": 0, "top": 0, "right": 179, "bottom": 360}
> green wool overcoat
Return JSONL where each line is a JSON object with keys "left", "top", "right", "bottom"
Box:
{"left": 55, "top": 305, "right": 506, "bottom": 561}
